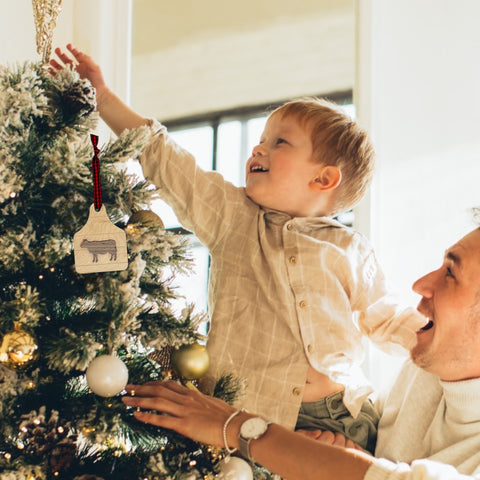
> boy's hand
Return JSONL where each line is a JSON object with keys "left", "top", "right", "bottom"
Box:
{"left": 50, "top": 44, "right": 108, "bottom": 99}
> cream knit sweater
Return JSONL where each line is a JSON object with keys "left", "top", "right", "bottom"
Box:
{"left": 365, "top": 360, "right": 480, "bottom": 480}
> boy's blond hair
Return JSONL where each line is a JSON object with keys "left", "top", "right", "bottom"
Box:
{"left": 271, "top": 97, "right": 375, "bottom": 216}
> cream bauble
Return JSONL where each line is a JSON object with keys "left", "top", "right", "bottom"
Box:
{"left": 86, "top": 355, "right": 128, "bottom": 397}
{"left": 217, "top": 457, "right": 253, "bottom": 480}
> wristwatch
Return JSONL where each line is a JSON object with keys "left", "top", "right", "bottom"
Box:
{"left": 238, "top": 417, "right": 272, "bottom": 463}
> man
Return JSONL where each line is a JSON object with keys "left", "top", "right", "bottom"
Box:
{"left": 123, "top": 226, "right": 480, "bottom": 480}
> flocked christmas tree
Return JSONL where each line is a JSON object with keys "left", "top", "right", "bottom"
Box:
{"left": 0, "top": 3, "right": 255, "bottom": 479}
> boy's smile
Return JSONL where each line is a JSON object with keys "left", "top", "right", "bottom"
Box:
{"left": 245, "top": 113, "right": 327, "bottom": 217}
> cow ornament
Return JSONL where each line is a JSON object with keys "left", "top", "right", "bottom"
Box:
{"left": 73, "top": 204, "right": 128, "bottom": 273}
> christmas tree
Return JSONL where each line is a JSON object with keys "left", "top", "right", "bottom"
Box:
{"left": 0, "top": 53, "right": 252, "bottom": 480}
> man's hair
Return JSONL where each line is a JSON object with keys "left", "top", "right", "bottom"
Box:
{"left": 270, "top": 97, "right": 375, "bottom": 215}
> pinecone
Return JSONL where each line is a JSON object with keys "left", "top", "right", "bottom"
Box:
{"left": 18, "top": 407, "right": 77, "bottom": 473}
{"left": 61, "top": 78, "right": 96, "bottom": 121}
{"left": 48, "top": 437, "right": 78, "bottom": 475}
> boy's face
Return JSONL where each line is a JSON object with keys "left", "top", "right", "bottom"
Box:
{"left": 245, "top": 113, "right": 322, "bottom": 216}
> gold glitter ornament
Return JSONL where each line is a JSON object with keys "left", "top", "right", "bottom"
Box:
{"left": 0, "top": 324, "right": 39, "bottom": 370}
{"left": 126, "top": 210, "right": 165, "bottom": 234}
{"left": 31, "top": 0, "right": 63, "bottom": 64}
{"left": 170, "top": 342, "right": 210, "bottom": 380}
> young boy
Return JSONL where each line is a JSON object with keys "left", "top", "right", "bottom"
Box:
{"left": 51, "top": 45, "right": 426, "bottom": 453}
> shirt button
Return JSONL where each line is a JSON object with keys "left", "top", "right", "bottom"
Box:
{"left": 299, "top": 300, "right": 307, "bottom": 308}
{"left": 307, "top": 344, "right": 313, "bottom": 353}
{"left": 292, "top": 387, "right": 302, "bottom": 396}
{"left": 286, "top": 223, "right": 293, "bottom": 231}
{"left": 289, "top": 256, "right": 297, "bottom": 265}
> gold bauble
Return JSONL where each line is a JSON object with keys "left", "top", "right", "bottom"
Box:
{"left": 127, "top": 210, "right": 164, "bottom": 231}
{"left": 0, "top": 325, "right": 39, "bottom": 370}
{"left": 170, "top": 343, "right": 210, "bottom": 380}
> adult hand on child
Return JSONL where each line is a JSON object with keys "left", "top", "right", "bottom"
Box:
{"left": 296, "top": 429, "right": 365, "bottom": 451}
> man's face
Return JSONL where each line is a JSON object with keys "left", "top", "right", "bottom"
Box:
{"left": 411, "top": 228, "right": 480, "bottom": 380}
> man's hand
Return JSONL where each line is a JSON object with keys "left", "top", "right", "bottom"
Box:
{"left": 122, "top": 380, "right": 238, "bottom": 448}
{"left": 296, "top": 429, "right": 366, "bottom": 451}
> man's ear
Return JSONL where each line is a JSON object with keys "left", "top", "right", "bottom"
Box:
{"left": 310, "top": 165, "right": 342, "bottom": 192}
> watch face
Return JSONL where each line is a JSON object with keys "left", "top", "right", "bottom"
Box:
{"left": 240, "top": 417, "right": 269, "bottom": 439}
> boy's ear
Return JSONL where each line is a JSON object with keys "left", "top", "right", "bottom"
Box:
{"left": 310, "top": 165, "right": 342, "bottom": 192}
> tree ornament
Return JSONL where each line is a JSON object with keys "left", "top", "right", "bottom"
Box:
{"left": 217, "top": 457, "right": 253, "bottom": 480}
{"left": 170, "top": 342, "right": 210, "bottom": 381}
{"left": 74, "top": 135, "right": 128, "bottom": 273}
{"left": 86, "top": 355, "right": 128, "bottom": 397}
{"left": 0, "top": 323, "right": 39, "bottom": 370}
{"left": 31, "top": 0, "right": 63, "bottom": 64}
{"left": 127, "top": 210, "right": 165, "bottom": 231}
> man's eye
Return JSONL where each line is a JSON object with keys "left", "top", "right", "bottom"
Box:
{"left": 446, "top": 266, "right": 455, "bottom": 278}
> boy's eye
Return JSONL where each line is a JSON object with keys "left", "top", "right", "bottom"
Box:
{"left": 276, "top": 138, "right": 287, "bottom": 145}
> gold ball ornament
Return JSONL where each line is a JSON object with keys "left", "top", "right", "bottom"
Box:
{"left": 127, "top": 210, "right": 164, "bottom": 233}
{"left": 170, "top": 342, "right": 210, "bottom": 380}
{"left": 0, "top": 325, "right": 39, "bottom": 370}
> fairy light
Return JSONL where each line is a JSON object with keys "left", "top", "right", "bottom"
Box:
{"left": 4, "top": 453, "right": 11, "bottom": 460}
{"left": 57, "top": 426, "right": 64, "bottom": 433}
{"left": 9, "top": 192, "right": 16, "bottom": 198}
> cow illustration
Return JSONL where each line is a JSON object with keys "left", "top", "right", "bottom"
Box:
{"left": 80, "top": 238, "right": 117, "bottom": 262}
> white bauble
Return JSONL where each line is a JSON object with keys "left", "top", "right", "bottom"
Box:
{"left": 217, "top": 457, "right": 253, "bottom": 480}
{"left": 86, "top": 355, "right": 128, "bottom": 397}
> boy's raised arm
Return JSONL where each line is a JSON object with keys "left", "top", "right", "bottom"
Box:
{"left": 50, "top": 44, "right": 149, "bottom": 136}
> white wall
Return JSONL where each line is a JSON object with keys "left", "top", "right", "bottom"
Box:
{"left": 0, "top": 0, "right": 72, "bottom": 64}
{"left": 357, "top": 0, "right": 480, "bottom": 386}
{"left": 0, "top": 0, "right": 131, "bottom": 142}
{"left": 130, "top": 1, "right": 355, "bottom": 119}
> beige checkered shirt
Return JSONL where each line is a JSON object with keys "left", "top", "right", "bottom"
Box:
{"left": 140, "top": 123, "right": 426, "bottom": 429}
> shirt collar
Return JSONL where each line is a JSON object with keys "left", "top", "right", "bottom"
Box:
{"left": 261, "top": 207, "right": 347, "bottom": 230}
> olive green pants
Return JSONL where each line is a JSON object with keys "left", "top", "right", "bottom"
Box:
{"left": 295, "top": 391, "right": 379, "bottom": 454}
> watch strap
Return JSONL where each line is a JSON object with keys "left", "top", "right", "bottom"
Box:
{"left": 238, "top": 433, "right": 251, "bottom": 461}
